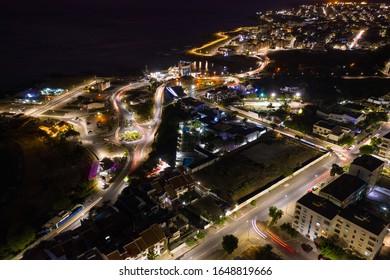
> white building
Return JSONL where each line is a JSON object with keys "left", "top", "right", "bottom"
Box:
{"left": 378, "top": 132, "right": 390, "bottom": 161}
{"left": 331, "top": 207, "right": 388, "bottom": 259}
{"left": 294, "top": 192, "right": 340, "bottom": 240}
{"left": 313, "top": 121, "right": 351, "bottom": 142}
{"left": 317, "top": 109, "right": 365, "bottom": 125}
{"left": 348, "top": 155, "right": 384, "bottom": 188}
{"left": 293, "top": 193, "right": 388, "bottom": 259}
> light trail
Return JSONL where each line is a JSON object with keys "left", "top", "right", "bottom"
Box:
{"left": 251, "top": 218, "right": 268, "bottom": 239}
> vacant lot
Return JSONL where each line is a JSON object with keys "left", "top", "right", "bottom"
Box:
{"left": 193, "top": 132, "right": 322, "bottom": 203}
{"left": 0, "top": 118, "right": 92, "bottom": 257}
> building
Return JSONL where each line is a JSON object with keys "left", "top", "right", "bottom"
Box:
{"left": 161, "top": 214, "right": 190, "bottom": 245}
{"left": 105, "top": 224, "right": 167, "bottom": 260}
{"left": 205, "top": 87, "right": 237, "bottom": 102}
{"left": 367, "top": 97, "right": 389, "bottom": 106}
{"left": 348, "top": 155, "right": 384, "bottom": 187}
{"left": 312, "top": 121, "right": 351, "bottom": 142}
{"left": 331, "top": 207, "right": 388, "bottom": 259}
{"left": 178, "top": 61, "right": 192, "bottom": 77}
{"left": 85, "top": 102, "right": 105, "bottom": 111}
{"left": 319, "top": 174, "right": 367, "bottom": 208}
{"left": 178, "top": 97, "right": 205, "bottom": 114}
{"left": 293, "top": 192, "right": 341, "bottom": 240}
{"left": 378, "top": 132, "right": 390, "bottom": 160}
{"left": 316, "top": 108, "right": 365, "bottom": 125}
{"left": 166, "top": 173, "right": 195, "bottom": 202}
{"left": 95, "top": 80, "right": 111, "bottom": 91}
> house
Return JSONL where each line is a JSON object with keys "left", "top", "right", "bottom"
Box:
{"left": 205, "top": 87, "right": 237, "bottom": 102}
{"left": 116, "top": 189, "right": 159, "bottom": 222}
{"left": 161, "top": 214, "right": 190, "bottom": 244}
{"left": 225, "top": 126, "right": 266, "bottom": 143}
{"left": 316, "top": 107, "right": 365, "bottom": 125}
{"left": 293, "top": 192, "right": 341, "bottom": 240}
{"left": 313, "top": 121, "right": 351, "bottom": 142}
{"left": 319, "top": 174, "right": 367, "bottom": 208}
{"left": 105, "top": 224, "right": 167, "bottom": 260}
{"left": 331, "top": 207, "right": 388, "bottom": 259}
{"left": 166, "top": 171, "right": 195, "bottom": 201}
{"left": 348, "top": 155, "right": 384, "bottom": 187}
{"left": 147, "top": 167, "right": 196, "bottom": 206}
{"left": 178, "top": 97, "right": 205, "bottom": 114}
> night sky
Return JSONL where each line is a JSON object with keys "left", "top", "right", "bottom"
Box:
{"left": 0, "top": 1, "right": 388, "bottom": 93}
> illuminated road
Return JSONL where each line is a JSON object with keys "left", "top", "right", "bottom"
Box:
{"left": 180, "top": 153, "right": 341, "bottom": 260}
{"left": 27, "top": 80, "right": 95, "bottom": 117}
{"left": 188, "top": 27, "right": 244, "bottom": 56}
{"left": 16, "top": 80, "right": 165, "bottom": 258}
{"left": 349, "top": 29, "right": 365, "bottom": 50}
{"left": 180, "top": 120, "right": 390, "bottom": 260}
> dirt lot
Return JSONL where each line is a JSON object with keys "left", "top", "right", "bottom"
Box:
{"left": 193, "top": 132, "right": 322, "bottom": 203}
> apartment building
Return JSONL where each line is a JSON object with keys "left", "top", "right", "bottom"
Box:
{"left": 331, "top": 207, "right": 388, "bottom": 259}
{"left": 348, "top": 155, "right": 384, "bottom": 188}
{"left": 319, "top": 174, "right": 367, "bottom": 208}
{"left": 378, "top": 132, "right": 390, "bottom": 161}
{"left": 294, "top": 192, "right": 341, "bottom": 240}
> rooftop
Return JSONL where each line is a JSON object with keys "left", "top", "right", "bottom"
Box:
{"left": 351, "top": 155, "right": 384, "bottom": 172}
{"left": 179, "top": 97, "right": 204, "bottom": 108}
{"left": 297, "top": 192, "right": 341, "bottom": 220}
{"left": 320, "top": 174, "right": 366, "bottom": 203}
{"left": 383, "top": 132, "right": 390, "bottom": 140}
{"left": 338, "top": 206, "right": 388, "bottom": 236}
{"left": 314, "top": 120, "right": 336, "bottom": 130}
{"left": 139, "top": 224, "right": 166, "bottom": 248}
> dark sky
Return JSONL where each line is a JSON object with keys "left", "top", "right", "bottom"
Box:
{"left": 2, "top": 0, "right": 327, "bottom": 13}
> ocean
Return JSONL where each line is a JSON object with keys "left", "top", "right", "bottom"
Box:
{"left": 0, "top": 0, "right": 351, "bottom": 94}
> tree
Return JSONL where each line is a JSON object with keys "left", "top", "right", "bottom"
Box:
{"left": 147, "top": 248, "right": 158, "bottom": 260}
{"left": 64, "top": 129, "right": 80, "bottom": 138}
{"left": 7, "top": 226, "right": 36, "bottom": 252}
{"left": 268, "top": 206, "right": 284, "bottom": 226}
{"left": 359, "top": 145, "right": 375, "bottom": 155}
{"left": 280, "top": 223, "right": 299, "bottom": 238}
{"left": 186, "top": 238, "right": 197, "bottom": 247}
{"left": 222, "top": 234, "right": 239, "bottom": 254}
{"left": 338, "top": 135, "right": 354, "bottom": 146}
{"left": 255, "top": 244, "right": 282, "bottom": 260}
{"left": 196, "top": 232, "right": 206, "bottom": 240}
{"left": 330, "top": 164, "right": 344, "bottom": 177}
{"left": 370, "top": 137, "right": 382, "bottom": 149}
{"left": 250, "top": 200, "right": 257, "bottom": 206}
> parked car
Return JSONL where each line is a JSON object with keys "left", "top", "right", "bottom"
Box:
{"left": 301, "top": 243, "right": 313, "bottom": 253}
{"left": 318, "top": 254, "right": 331, "bottom": 260}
